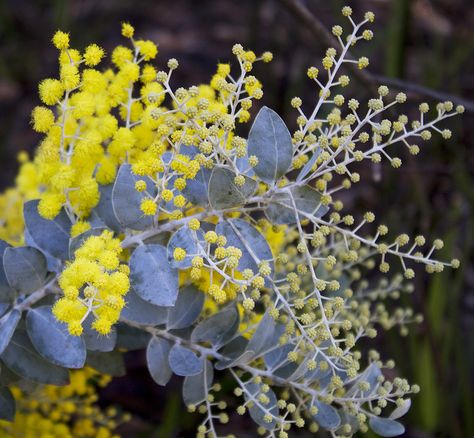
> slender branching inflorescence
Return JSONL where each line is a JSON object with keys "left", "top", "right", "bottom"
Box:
{"left": 0, "top": 7, "right": 462, "bottom": 438}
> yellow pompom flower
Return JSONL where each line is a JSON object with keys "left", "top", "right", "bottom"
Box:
{"left": 38, "top": 192, "right": 65, "bottom": 219}
{"left": 95, "top": 157, "right": 117, "bottom": 185}
{"left": 92, "top": 318, "right": 112, "bottom": 335}
{"left": 111, "top": 45, "right": 133, "bottom": 67}
{"left": 189, "top": 218, "right": 200, "bottom": 231}
{"left": 71, "top": 221, "right": 91, "bottom": 237}
{"left": 173, "top": 194, "right": 186, "bottom": 208}
{"left": 121, "top": 22, "right": 135, "bottom": 38}
{"left": 135, "top": 40, "right": 158, "bottom": 61}
{"left": 31, "top": 106, "right": 55, "bottom": 133}
{"left": 68, "top": 320, "right": 84, "bottom": 336}
{"left": 38, "top": 78, "right": 64, "bottom": 105}
{"left": 52, "top": 30, "right": 69, "bottom": 50}
{"left": 135, "top": 180, "right": 147, "bottom": 192}
{"left": 55, "top": 231, "right": 129, "bottom": 336}
{"left": 84, "top": 44, "right": 105, "bottom": 67}
{"left": 161, "top": 189, "right": 173, "bottom": 202}
{"left": 60, "top": 63, "right": 80, "bottom": 90}
{"left": 140, "top": 198, "right": 157, "bottom": 216}
{"left": 173, "top": 247, "right": 187, "bottom": 261}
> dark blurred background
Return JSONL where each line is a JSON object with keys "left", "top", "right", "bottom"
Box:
{"left": 0, "top": 0, "right": 473, "bottom": 437}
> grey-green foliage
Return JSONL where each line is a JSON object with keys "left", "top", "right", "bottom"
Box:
{"left": 369, "top": 417, "right": 405, "bottom": 437}
{"left": 208, "top": 166, "right": 257, "bottom": 209}
{"left": 112, "top": 164, "right": 156, "bottom": 230}
{"left": 3, "top": 246, "right": 47, "bottom": 295}
{"left": 0, "top": 310, "right": 21, "bottom": 355}
{"left": 0, "top": 329, "right": 70, "bottom": 385}
{"left": 244, "top": 381, "right": 279, "bottom": 430}
{"left": 0, "top": 99, "right": 449, "bottom": 438}
{"left": 167, "top": 226, "right": 203, "bottom": 269}
{"left": 26, "top": 305, "right": 86, "bottom": 369}
{"left": 147, "top": 337, "right": 173, "bottom": 386}
{"left": 183, "top": 360, "right": 213, "bottom": 405}
{"left": 247, "top": 106, "right": 293, "bottom": 184}
{"left": 82, "top": 314, "right": 117, "bottom": 352}
{"left": 312, "top": 400, "right": 341, "bottom": 430}
{"left": 24, "top": 200, "right": 71, "bottom": 260}
{"left": 265, "top": 185, "right": 329, "bottom": 225}
{"left": 216, "top": 219, "right": 273, "bottom": 274}
{"left": 129, "top": 244, "right": 178, "bottom": 306}
{"left": 168, "top": 344, "right": 203, "bottom": 376}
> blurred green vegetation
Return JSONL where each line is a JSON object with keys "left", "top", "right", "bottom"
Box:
{"left": 0, "top": 0, "right": 472, "bottom": 436}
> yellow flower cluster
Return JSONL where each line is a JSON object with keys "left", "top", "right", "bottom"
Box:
{"left": 15, "top": 24, "right": 271, "bottom": 227}
{"left": 0, "top": 368, "right": 128, "bottom": 438}
{"left": 53, "top": 230, "right": 129, "bottom": 336}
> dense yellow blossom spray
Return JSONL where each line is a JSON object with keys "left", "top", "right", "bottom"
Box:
{"left": 0, "top": 8, "right": 463, "bottom": 438}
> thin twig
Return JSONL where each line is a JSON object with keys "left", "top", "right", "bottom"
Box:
{"left": 279, "top": 0, "right": 474, "bottom": 112}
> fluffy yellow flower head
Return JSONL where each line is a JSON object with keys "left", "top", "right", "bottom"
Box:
{"left": 54, "top": 230, "right": 129, "bottom": 336}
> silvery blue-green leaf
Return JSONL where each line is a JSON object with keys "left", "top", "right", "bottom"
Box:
{"left": 121, "top": 289, "right": 168, "bottom": 326}
{"left": 0, "top": 310, "right": 21, "bottom": 355}
{"left": 86, "top": 351, "right": 126, "bottom": 377}
{"left": 112, "top": 164, "right": 156, "bottom": 230}
{"left": 24, "top": 228, "right": 61, "bottom": 273}
{"left": 235, "top": 155, "right": 255, "bottom": 177}
{"left": 130, "top": 244, "right": 178, "bottom": 307}
{"left": 216, "top": 219, "right": 274, "bottom": 276}
{"left": 208, "top": 166, "right": 257, "bottom": 210}
{"left": 177, "top": 144, "right": 198, "bottom": 159}
{"left": 3, "top": 246, "right": 47, "bottom": 294}
{"left": 23, "top": 200, "right": 71, "bottom": 260}
{"left": 168, "top": 344, "right": 203, "bottom": 376}
{"left": 178, "top": 144, "right": 211, "bottom": 206}
{"left": 82, "top": 314, "right": 116, "bottom": 352}
{"left": 264, "top": 342, "right": 293, "bottom": 371}
{"left": 0, "top": 241, "right": 15, "bottom": 301}
{"left": 191, "top": 303, "right": 239, "bottom": 348}
{"left": 215, "top": 336, "right": 250, "bottom": 370}
{"left": 0, "top": 387, "right": 15, "bottom": 421}
{"left": 0, "top": 329, "right": 69, "bottom": 385}
{"left": 26, "top": 305, "right": 86, "bottom": 369}
{"left": 262, "top": 323, "right": 289, "bottom": 369}
{"left": 245, "top": 311, "right": 278, "bottom": 359}
{"left": 273, "top": 361, "right": 298, "bottom": 380}
{"left": 369, "top": 416, "right": 405, "bottom": 437}
{"left": 167, "top": 226, "right": 204, "bottom": 269}
{"left": 182, "top": 167, "right": 212, "bottom": 206}
{"left": 389, "top": 399, "right": 411, "bottom": 420}
{"left": 94, "top": 184, "right": 122, "bottom": 232}
{"left": 346, "top": 362, "right": 381, "bottom": 397}
{"left": 288, "top": 355, "right": 315, "bottom": 381}
{"left": 247, "top": 106, "right": 293, "bottom": 184}
{"left": 296, "top": 147, "right": 322, "bottom": 182}
{"left": 69, "top": 227, "right": 106, "bottom": 259}
{"left": 337, "top": 412, "right": 360, "bottom": 434}
{"left": 304, "top": 360, "right": 331, "bottom": 384}
{"left": 116, "top": 324, "right": 151, "bottom": 350}
{"left": 244, "top": 382, "right": 279, "bottom": 430}
{"left": 183, "top": 360, "right": 213, "bottom": 406}
{"left": 167, "top": 285, "right": 204, "bottom": 330}
{"left": 146, "top": 337, "right": 173, "bottom": 386}
{"left": 313, "top": 400, "right": 341, "bottom": 430}
{"left": 266, "top": 341, "right": 298, "bottom": 380}
{"left": 320, "top": 368, "right": 347, "bottom": 391}
{"left": 266, "top": 185, "right": 329, "bottom": 225}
